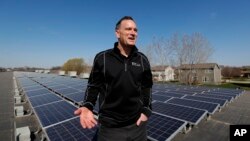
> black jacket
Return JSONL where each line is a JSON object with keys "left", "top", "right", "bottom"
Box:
{"left": 82, "top": 42, "right": 153, "bottom": 128}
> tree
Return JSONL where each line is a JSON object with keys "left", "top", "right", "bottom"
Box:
{"left": 62, "top": 58, "right": 87, "bottom": 75}
{"left": 171, "top": 32, "right": 213, "bottom": 84}
{"left": 171, "top": 32, "right": 213, "bottom": 66}
{"left": 143, "top": 36, "right": 175, "bottom": 66}
{"left": 222, "top": 66, "right": 241, "bottom": 78}
{"left": 144, "top": 32, "right": 214, "bottom": 84}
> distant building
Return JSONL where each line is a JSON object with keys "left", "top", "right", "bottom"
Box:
{"left": 151, "top": 66, "right": 174, "bottom": 81}
{"left": 79, "top": 73, "right": 90, "bottom": 79}
{"left": 68, "top": 71, "right": 77, "bottom": 77}
{"left": 241, "top": 66, "right": 250, "bottom": 78}
{"left": 43, "top": 70, "right": 50, "bottom": 74}
{"left": 58, "top": 70, "right": 66, "bottom": 76}
{"left": 178, "top": 63, "right": 221, "bottom": 84}
{"left": 0, "top": 67, "right": 7, "bottom": 72}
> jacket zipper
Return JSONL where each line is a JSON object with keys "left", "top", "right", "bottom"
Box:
{"left": 125, "top": 63, "right": 127, "bottom": 71}
{"left": 124, "top": 58, "right": 128, "bottom": 72}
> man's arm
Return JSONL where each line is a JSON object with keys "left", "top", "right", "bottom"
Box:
{"left": 82, "top": 53, "right": 104, "bottom": 111}
{"left": 75, "top": 53, "right": 104, "bottom": 129}
{"left": 140, "top": 54, "right": 153, "bottom": 118}
{"left": 136, "top": 54, "right": 153, "bottom": 126}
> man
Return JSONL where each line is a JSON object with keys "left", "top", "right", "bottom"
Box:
{"left": 74, "top": 16, "right": 153, "bottom": 141}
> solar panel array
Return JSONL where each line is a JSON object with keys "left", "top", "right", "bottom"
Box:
{"left": 14, "top": 72, "right": 245, "bottom": 141}
{"left": 15, "top": 73, "right": 98, "bottom": 141}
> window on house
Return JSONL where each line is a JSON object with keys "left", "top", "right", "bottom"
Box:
{"left": 192, "top": 76, "right": 197, "bottom": 81}
{"left": 205, "top": 69, "right": 213, "bottom": 73}
{"left": 202, "top": 76, "right": 209, "bottom": 82}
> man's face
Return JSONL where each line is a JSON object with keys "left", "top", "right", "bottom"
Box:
{"left": 116, "top": 20, "right": 138, "bottom": 47}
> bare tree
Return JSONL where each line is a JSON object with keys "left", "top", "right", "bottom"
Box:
{"left": 171, "top": 32, "right": 214, "bottom": 84}
{"left": 143, "top": 32, "right": 213, "bottom": 84}
{"left": 143, "top": 36, "right": 175, "bottom": 67}
{"left": 171, "top": 32, "right": 213, "bottom": 66}
{"left": 222, "top": 66, "right": 241, "bottom": 78}
{"left": 143, "top": 44, "right": 155, "bottom": 66}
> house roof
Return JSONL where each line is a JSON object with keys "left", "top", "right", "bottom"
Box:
{"left": 151, "top": 65, "right": 171, "bottom": 71}
{"left": 178, "top": 63, "right": 220, "bottom": 69}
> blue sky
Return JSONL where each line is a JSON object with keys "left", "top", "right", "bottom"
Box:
{"left": 1, "top": 0, "right": 249, "bottom": 68}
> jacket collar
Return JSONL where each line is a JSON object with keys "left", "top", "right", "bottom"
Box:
{"left": 113, "top": 42, "right": 138, "bottom": 58}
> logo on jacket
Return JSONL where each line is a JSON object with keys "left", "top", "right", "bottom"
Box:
{"left": 131, "top": 62, "right": 141, "bottom": 67}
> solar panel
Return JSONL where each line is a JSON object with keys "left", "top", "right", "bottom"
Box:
{"left": 65, "top": 92, "right": 84, "bottom": 103}
{"left": 41, "top": 82, "right": 59, "bottom": 87}
{"left": 70, "top": 85, "right": 87, "bottom": 91}
{"left": 154, "top": 91, "right": 185, "bottom": 98}
{"left": 167, "top": 90, "right": 195, "bottom": 95}
{"left": 167, "top": 98, "right": 219, "bottom": 114}
{"left": 216, "top": 88, "right": 243, "bottom": 94}
{"left": 147, "top": 113, "right": 187, "bottom": 141}
{"left": 17, "top": 78, "right": 38, "bottom": 87}
{"left": 16, "top": 72, "right": 242, "bottom": 141}
{"left": 22, "top": 85, "right": 45, "bottom": 92}
{"left": 152, "top": 94, "right": 172, "bottom": 102}
{"left": 203, "top": 91, "right": 237, "bottom": 98}
{"left": 29, "top": 93, "right": 63, "bottom": 107}
{"left": 183, "top": 95, "right": 228, "bottom": 107}
{"left": 47, "top": 85, "right": 66, "bottom": 90}
{"left": 153, "top": 101, "right": 207, "bottom": 125}
{"left": 34, "top": 101, "right": 77, "bottom": 127}
{"left": 25, "top": 88, "right": 52, "bottom": 97}
{"left": 54, "top": 88, "right": 80, "bottom": 95}
{"left": 195, "top": 93, "right": 233, "bottom": 101}
{"left": 45, "top": 117, "right": 97, "bottom": 141}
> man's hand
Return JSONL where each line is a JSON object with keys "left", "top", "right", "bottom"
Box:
{"left": 136, "top": 113, "right": 148, "bottom": 126}
{"left": 74, "top": 107, "right": 97, "bottom": 129}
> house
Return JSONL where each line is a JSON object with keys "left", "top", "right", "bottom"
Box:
{"left": 151, "top": 66, "right": 174, "bottom": 81}
{"left": 178, "top": 63, "right": 221, "bottom": 84}
{"left": 241, "top": 66, "right": 250, "bottom": 78}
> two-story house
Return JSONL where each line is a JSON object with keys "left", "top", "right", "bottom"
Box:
{"left": 178, "top": 63, "right": 221, "bottom": 84}
{"left": 151, "top": 66, "right": 174, "bottom": 81}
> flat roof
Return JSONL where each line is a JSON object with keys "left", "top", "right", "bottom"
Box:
{"left": 1, "top": 72, "right": 250, "bottom": 141}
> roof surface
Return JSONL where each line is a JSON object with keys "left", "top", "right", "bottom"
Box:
{"left": 1, "top": 72, "right": 250, "bottom": 141}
